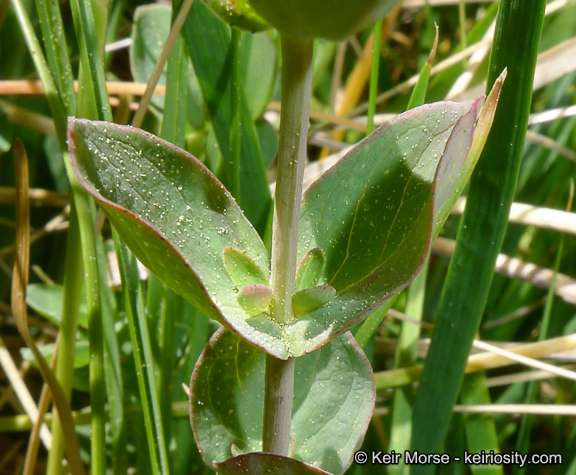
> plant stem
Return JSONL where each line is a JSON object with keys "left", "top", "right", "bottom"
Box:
{"left": 262, "top": 355, "right": 296, "bottom": 454}
{"left": 229, "top": 27, "right": 242, "bottom": 200}
{"left": 263, "top": 36, "right": 313, "bottom": 455}
{"left": 458, "top": 0, "right": 467, "bottom": 50}
{"left": 269, "top": 36, "right": 313, "bottom": 325}
{"left": 367, "top": 21, "right": 382, "bottom": 136}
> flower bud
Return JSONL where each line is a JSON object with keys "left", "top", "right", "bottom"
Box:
{"left": 247, "top": 0, "right": 398, "bottom": 40}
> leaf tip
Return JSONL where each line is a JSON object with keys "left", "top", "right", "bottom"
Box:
{"left": 471, "top": 68, "right": 507, "bottom": 152}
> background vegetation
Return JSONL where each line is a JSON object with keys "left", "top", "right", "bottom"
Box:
{"left": 0, "top": 0, "right": 575, "bottom": 473}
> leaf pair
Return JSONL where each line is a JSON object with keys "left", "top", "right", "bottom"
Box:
{"left": 189, "top": 328, "right": 374, "bottom": 475}
{"left": 68, "top": 88, "right": 499, "bottom": 359}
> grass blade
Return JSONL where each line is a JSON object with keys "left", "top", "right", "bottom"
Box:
{"left": 113, "top": 234, "right": 171, "bottom": 475}
{"left": 67, "top": 1, "right": 114, "bottom": 472}
{"left": 11, "top": 140, "right": 86, "bottom": 475}
{"left": 181, "top": 1, "right": 271, "bottom": 231}
{"left": 410, "top": 0, "right": 547, "bottom": 468}
{"left": 10, "top": 2, "right": 89, "bottom": 472}
{"left": 387, "top": 33, "right": 439, "bottom": 466}
{"left": 514, "top": 191, "right": 571, "bottom": 474}
{"left": 96, "top": 234, "right": 128, "bottom": 474}
{"left": 69, "top": 0, "right": 112, "bottom": 122}
{"left": 10, "top": 0, "right": 67, "bottom": 145}
{"left": 460, "top": 373, "right": 502, "bottom": 475}
{"left": 44, "top": 200, "right": 84, "bottom": 475}
{"left": 34, "top": 0, "right": 76, "bottom": 114}
{"left": 407, "top": 26, "right": 438, "bottom": 110}
{"left": 388, "top": 261, "right": 428, "bottom": 474}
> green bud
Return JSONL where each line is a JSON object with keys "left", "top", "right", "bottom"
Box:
{"left": 292, "top": 285, "right": 336, "bottom": 318}
{"left": 295, "top": 247, "right": 326, "bottom": 291}
{"left": 247, "top": 0, "right": 398, "bottom": 40}
{"left": 203, "top": 0, "right": 271, "bottom": 33}
{"left": 223, "top": 246, "right": 269, "bottom": 289}
{"left": 237, "top": 284, "right": 273, "bottom": 316}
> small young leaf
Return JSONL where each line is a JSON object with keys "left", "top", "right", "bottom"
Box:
{"left": 292, "top": 285, "right": 335, "bottom": 318}
{"left": 295, "top": 248, "right": 326, "bottom": 291}
{"left": 223, "top": 246, "right": 269, "bottom": 288}
{"left": 237, "top": 285, "right": 272, "bottom": 316}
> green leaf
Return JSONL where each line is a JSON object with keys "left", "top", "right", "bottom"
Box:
{"left": 203, "top": 0, "right": 271, "bottom": 33}
{"left": 292, "top": 286, "right": 335, "bottom": 318}
{"left": 223, "top": 246, "right": 269, "bottom": 288}
{"left": 21, "top": 339, "right": 89, "bottom": 369}
{"left": 295, "top": 248, "right": 326, "bottom": 291}
{"left": 0, "top": 107, "right": 13, "bottom": 153}
{"left": 130, "top": 4, "right": 169, "bottom": 114}
{"left": 241, "top": 32, "right": 277, "bottom": 121}
{"left": 182, "top": 1, "right": 272, "bottom": 230}
{"left": 68, "top": 92, "right": 500, "bottom": 359}
{"left": 68, "top": 119, "right": 292, "bottom": 357}
{"left": 190, "top": 328, "right": 375, "bottom": 475}
{"left": 26, "top": 284, "right": 88, "bottom": 329}
{"left": 214, "top": 453, "right": 331, "bottom": 474}
{"left": 130, "top": 4, "right": 170, "bottom": 114}
{"left": 237, "top": 285, "right": 273, "bottom": 316}
{"left": 255, "top": 117, "right": 278, "bottom": 169}
{"left": 433, "top": 73, "right": 505, "bottom": 230}
{"left": 131, "top": 4, "right": 205, "bottom": 129}
{"left": 248, "top": 0, "right": 399, "bottom": 41}
{"left": 290, "top": 98, "right": 484, "bottom": 356}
